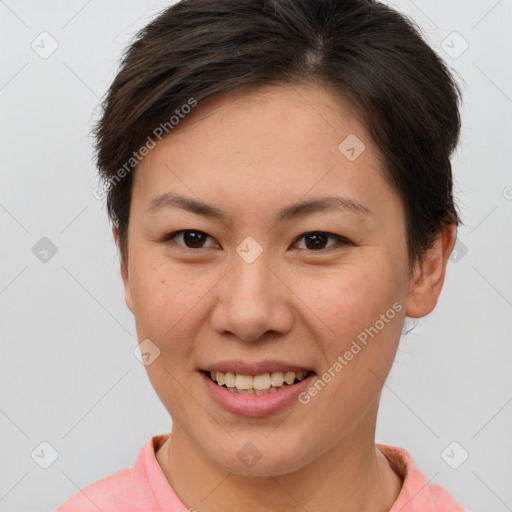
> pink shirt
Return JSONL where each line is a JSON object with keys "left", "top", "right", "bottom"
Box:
{"left": 55, "top": 434, "right": 466, "bottom": 511}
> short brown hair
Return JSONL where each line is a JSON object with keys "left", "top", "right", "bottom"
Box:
{"left": 93, "top": 0, "right": 463, "bottom": 269}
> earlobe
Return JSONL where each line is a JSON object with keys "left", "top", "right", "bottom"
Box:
{"left": 112, "top": 225, "right": 134, "bottom": 314}
{"left": 404, "top": 223, "right": 457, "bottom": 319}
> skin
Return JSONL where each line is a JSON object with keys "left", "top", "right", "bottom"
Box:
{"left": 113, "top": 83, "right": 456, "bottom": 512}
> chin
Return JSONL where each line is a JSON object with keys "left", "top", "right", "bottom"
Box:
{"left": 210, "top": 443, "right": 310, "bottom": 478}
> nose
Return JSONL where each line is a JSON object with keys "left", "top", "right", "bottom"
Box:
{"left": 211, "top": 252, "right": 294, "bottom": 342}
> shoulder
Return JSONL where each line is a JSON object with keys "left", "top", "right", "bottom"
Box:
{"left": 55, "top": 464, "right": 137, "bottom": 512}
{"left": 426, "top": 481, "right": 467, "bottom": 511}
{"left": 377, "top": 443, "right": 466, "bottom": 512}
{"left": 54, "top": 434, "right": 171, "bottom": 512}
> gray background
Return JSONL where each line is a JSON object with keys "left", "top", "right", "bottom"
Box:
{"left": 0, "top": 1, "right": 511, "bottom": 511}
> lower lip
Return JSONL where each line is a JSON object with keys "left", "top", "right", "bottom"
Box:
{"left": 200, "top": 371, "right": 315, "bottom": 417}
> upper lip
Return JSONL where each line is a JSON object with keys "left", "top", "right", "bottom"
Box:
{"left": 201, "top": 360, "right": 315, "bottom": 375}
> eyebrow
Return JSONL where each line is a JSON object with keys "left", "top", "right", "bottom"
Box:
{"left": 146, "top": 192, "right": 372, "bottom": 224}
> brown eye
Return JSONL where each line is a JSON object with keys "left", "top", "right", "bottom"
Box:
{"left": 163, "top": 230, "right": 218, "bottom": 249}
{"left": 161, "top": 230, "right": 351, "bottom": 253}
{"left": 293, "top": 231, "right": 351, "bottom": 251}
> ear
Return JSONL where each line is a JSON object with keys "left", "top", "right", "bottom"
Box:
{"left": 404, "top": 223, "right": 457, "bottom": 318}
{"left": 112, "top": 224, "right": 134, "bottom": 314}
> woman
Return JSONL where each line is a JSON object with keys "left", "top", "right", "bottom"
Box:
{"left": 56, "top": 0, "right": 466, "bottom": 510}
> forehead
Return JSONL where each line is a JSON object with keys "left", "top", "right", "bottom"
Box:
{"left": 166, "top": 83, "right": 372, "bottom": 148}
{"left": 131, "top": 84, "right": 401, "bottom": 227}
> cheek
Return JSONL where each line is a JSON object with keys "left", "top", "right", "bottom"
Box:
{"left": 297, "top": 265, "right": 405, "bottom": 426}
{"left": 129, "top": 263, "right": 204, "bottom": 398}
{"left": 294, "top": 262, "right": 405, "bottom": 351}
{"left": 129, "top": 254, "right": 201, "bottom": 329}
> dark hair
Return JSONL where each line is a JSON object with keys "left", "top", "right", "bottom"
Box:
{"left": 94, "top": 0, "right": 463, "bottom": 270}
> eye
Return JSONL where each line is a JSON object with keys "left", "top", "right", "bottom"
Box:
{"left": 292, "top": 231, "right": 352, "bottom": 251}
{"left": 161, "top": 230, "right": 351, "bottom": 252}
{"left": 162, "top": 230, "right": 219, "bottom": 250}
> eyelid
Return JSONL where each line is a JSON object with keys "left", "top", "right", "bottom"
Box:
{"left": 291, "top": 231, "right": 352, "bottom": 251}
{"left": 162, "top": 229, "right": 352, "bottom": 252}
{"left": 162, "top": 230, "right": 220, "bottom": 249}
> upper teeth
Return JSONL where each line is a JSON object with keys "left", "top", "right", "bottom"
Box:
{"left": 211, "top": 370, "right": 309, "bottom": 390}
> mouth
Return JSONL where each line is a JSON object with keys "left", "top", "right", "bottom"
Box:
{"left": 201, "top": 369, "right": 315, "bottom": 395}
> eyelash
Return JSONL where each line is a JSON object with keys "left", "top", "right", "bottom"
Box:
{"left": 160, "top": 230, "right": 353, "bottom": 253}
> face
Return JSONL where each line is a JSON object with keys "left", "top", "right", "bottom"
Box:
{"left": 117, "top": 84, "right": 441, "bottom": 476}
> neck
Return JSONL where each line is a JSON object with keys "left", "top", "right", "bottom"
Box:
{"left": 156, "top": 404, "right": 402, "bottom": 512}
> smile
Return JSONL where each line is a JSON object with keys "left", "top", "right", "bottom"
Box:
{"left": 206, "top": 370, "right": 312, "bottom": 395}
{"left": 200, "top": 368, "right": 316, "bottom": 417}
